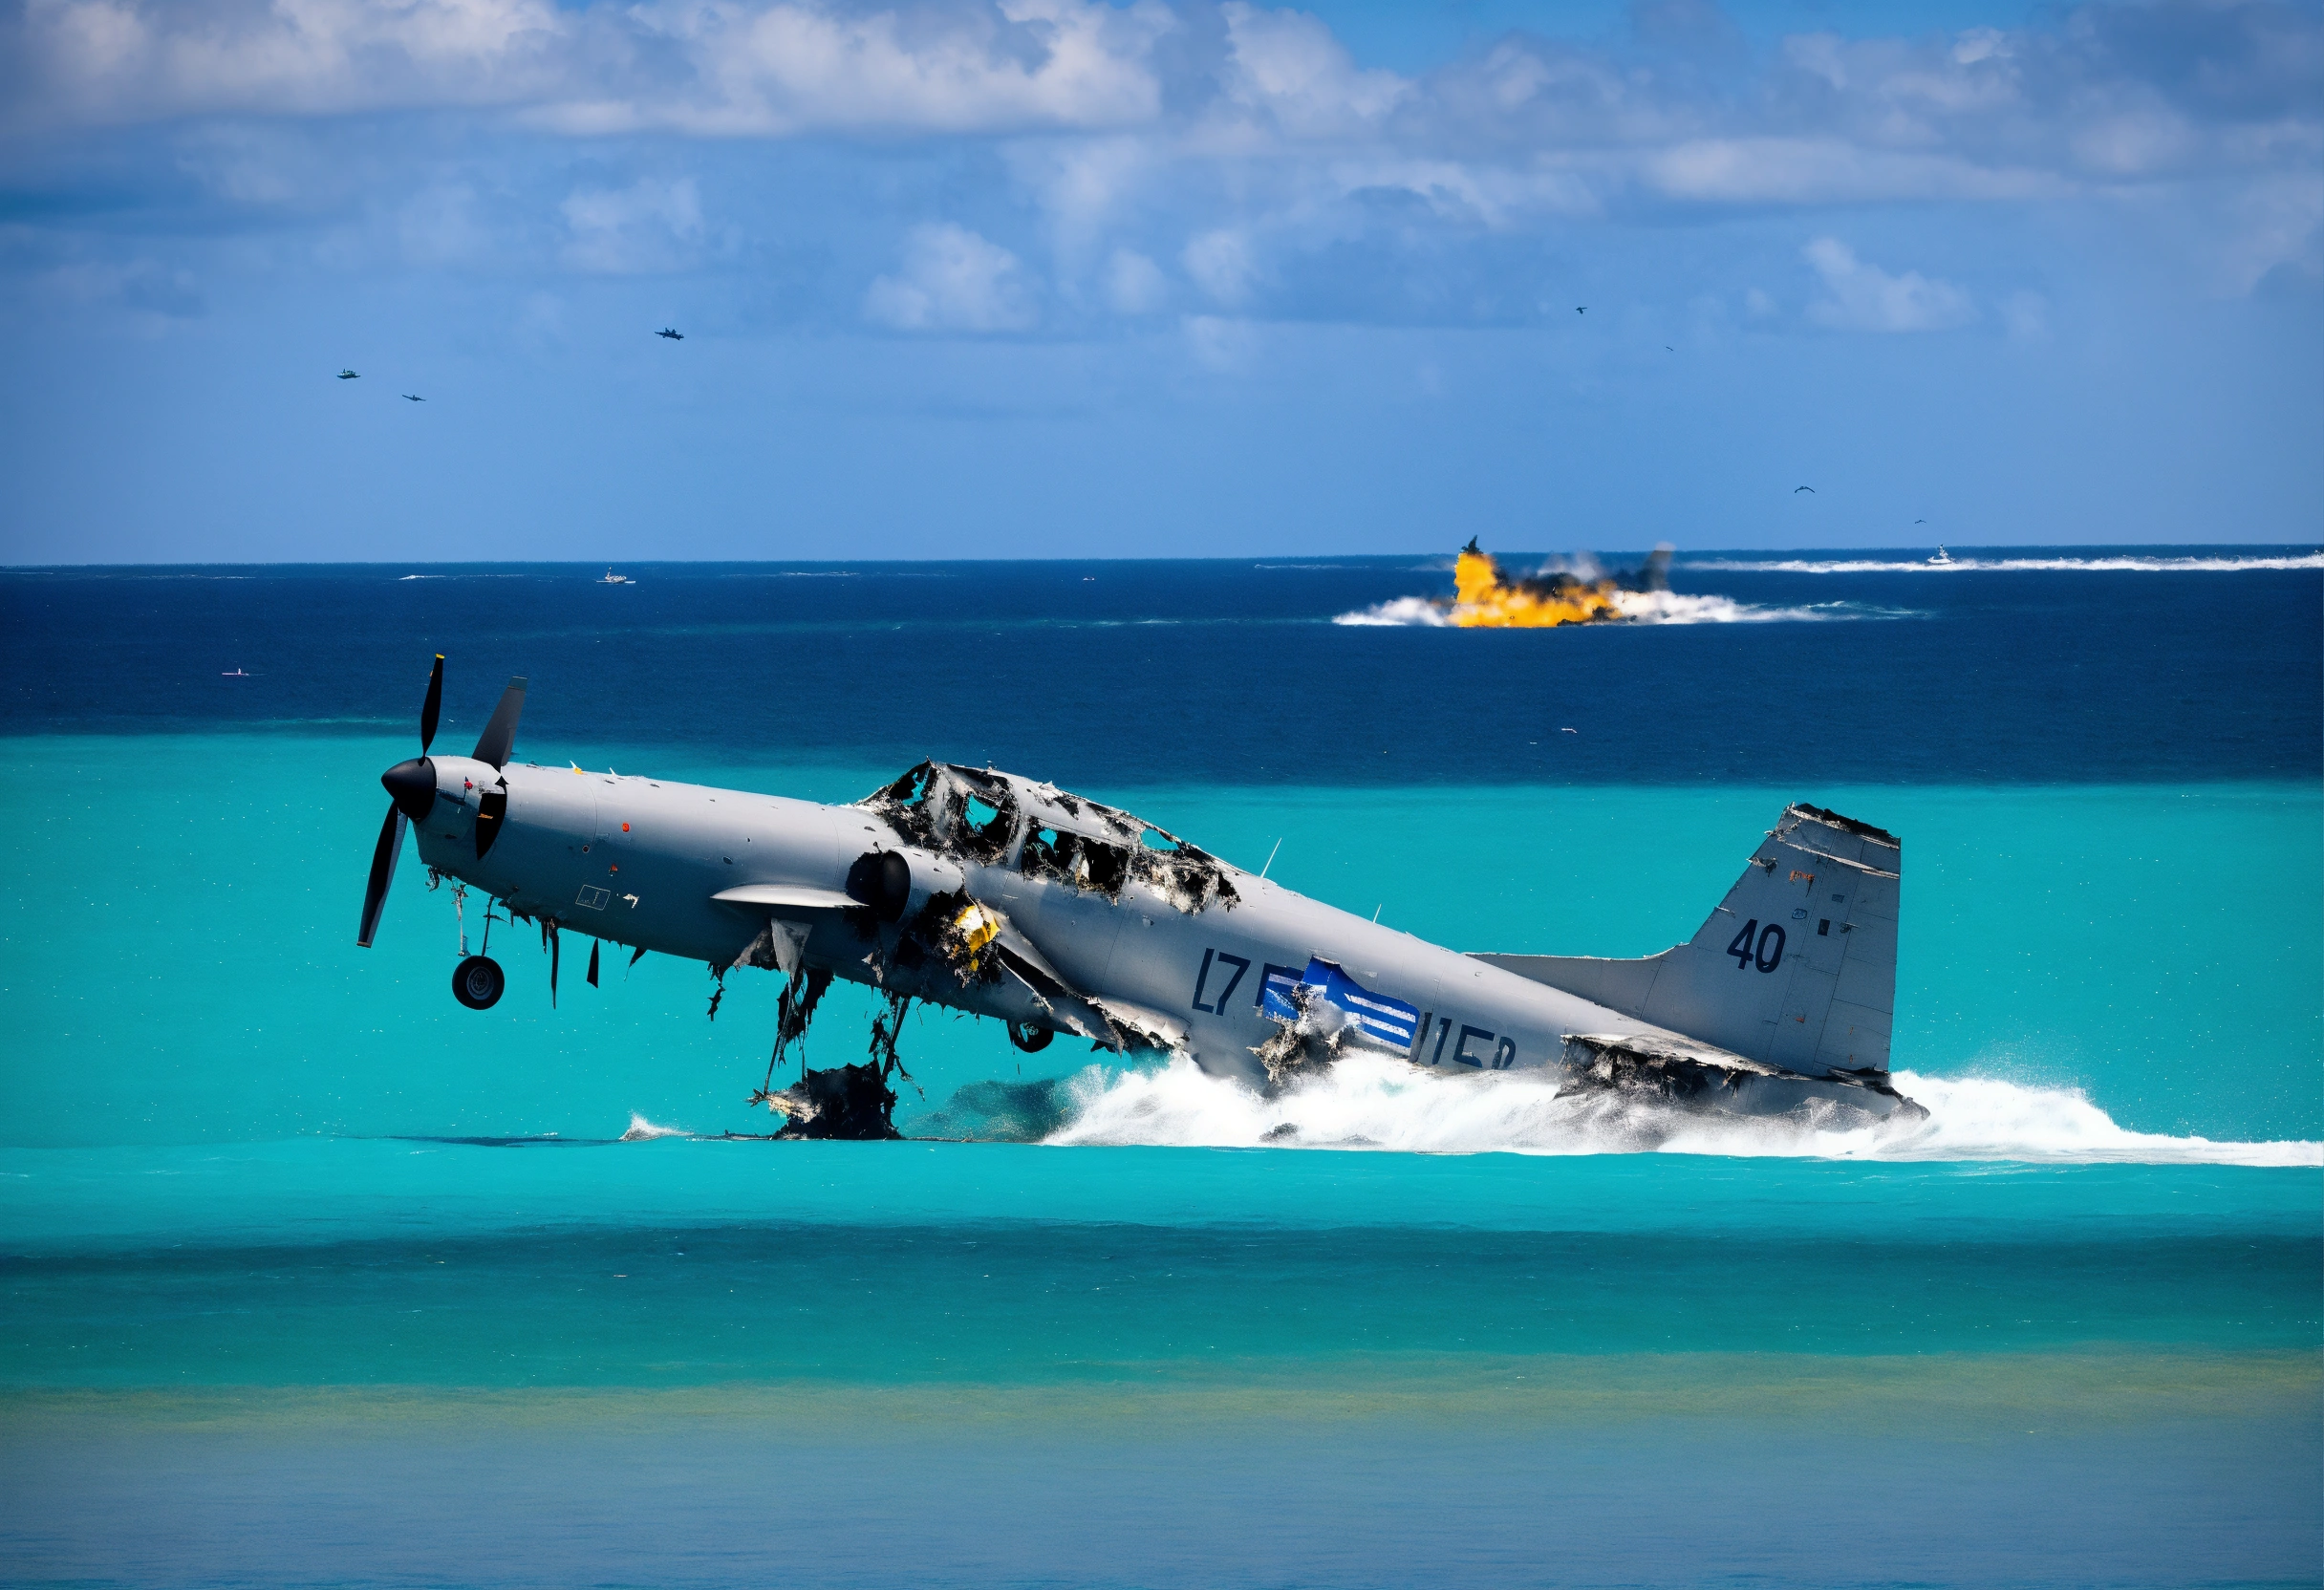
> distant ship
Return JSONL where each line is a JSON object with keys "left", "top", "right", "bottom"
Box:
{"left": 1927, "top": 546, "right": 1954, "bottom": 566}
{"left": 221, "top": 668, "right": 249, "bottom": 677}
{"left": 599, "top": 569, "right": 633, "bottom": 585}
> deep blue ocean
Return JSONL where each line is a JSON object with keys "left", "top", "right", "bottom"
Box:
{"left": 2, "top": 548, "right": 2319, "bottom": 1588}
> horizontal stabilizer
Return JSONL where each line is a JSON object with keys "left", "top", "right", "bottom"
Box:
{"left": 1559, "top": 1031, "right": 1923, "bottom": 1118}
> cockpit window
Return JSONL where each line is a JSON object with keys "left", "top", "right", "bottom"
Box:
{"left": 1080, "top": 838, "right": 1130, "bottom": 895}
{"left": 955, "top": 790, "right": 1017, "bottom": 863}
{"left": 868, "top": 762, "right": 1233, "bottom": 913}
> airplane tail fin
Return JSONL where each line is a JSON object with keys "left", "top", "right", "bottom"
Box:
{"left": 1474, "top": 806, "right": 1901, "bottom": 1075}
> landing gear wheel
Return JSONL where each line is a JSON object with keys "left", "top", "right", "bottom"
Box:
{"left": 452, "top": 955, "right": 506, "bottom": 1010}
{"left": 1007, "top": 1020, "right": 1054, "bottom": 1053}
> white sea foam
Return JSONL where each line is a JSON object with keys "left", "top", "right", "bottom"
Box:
{"left": 618, "top": 1111, "right": 691, "bottom": 1141}
{"left": 1041, "top": 1053, "right": 2321, "bottom": 1167}
{"left": 1607, "top": 591, "right": 1892, "bottom": 624}
{"left": 1690, "top": 552, "right": 2324, "bottom": 573}
{"left": 1333, "top": 596, "right": 1453, "bottom": 627}
{"left": 1330, "top": 592, "right": 1896, "bottom": 626}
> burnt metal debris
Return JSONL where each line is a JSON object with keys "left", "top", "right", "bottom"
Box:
{"left": 759, "top": 1063, "right": 902, "bottom": 1141}
{"left": 733, "top": 761, "right": 1246, "bottom": 1139}
{"left": 1250, "top": 984, "right": 1352, "bottom": 1092}
{"left": 1558, "top": 1033, "right": 1927, "bottom": 1120}
{"left": 754, "top": 986, "right": 914, "bottom": 1141}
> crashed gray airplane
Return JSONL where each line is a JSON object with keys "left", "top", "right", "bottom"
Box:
{"left": 360, "top": 659, "right": 1920, "bottom": 1136}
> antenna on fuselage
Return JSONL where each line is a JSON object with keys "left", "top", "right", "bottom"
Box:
{"left": 1260, "top": 838, "right": 1282, "bottom": 879}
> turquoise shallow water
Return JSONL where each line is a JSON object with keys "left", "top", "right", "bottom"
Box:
{"left": 6, "top": 736, "right": 2318, "bottom": 1147}
{"left": 7, "top": 1142, "right": 2319, "bottom": 1386}
{"left": 4, "top": 714, "right": 2320, "bottom": 1582}
{"left": 4, "top": 1136, "right": 2318, "bottom": 1585}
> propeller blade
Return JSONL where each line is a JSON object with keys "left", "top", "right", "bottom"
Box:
{"left": 588, "top": 940, "right": 600, "bottom": 988}
{"left": 475, "top": 785, "right": 507, "bottom": 858}
{"left": 357, "top": 804, "right": 407, "bottom": 947}
{"left": 472, "top": 677, "right": 527, "bottom": 769}
{"left": 420, "top": 655, "right": 443, "bottom": 754}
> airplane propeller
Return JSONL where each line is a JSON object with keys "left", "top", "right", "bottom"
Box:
{"left": 359, "top": 661, "right": 528, "bottom": 947}
{"left": 359, "top": 655, "right": 443, "bottom": 948}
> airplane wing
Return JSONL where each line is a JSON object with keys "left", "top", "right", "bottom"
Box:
{"left": 712, "top": 884, "right": 858, "bottom": 913}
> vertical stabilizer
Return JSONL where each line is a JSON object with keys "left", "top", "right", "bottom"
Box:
{"left": 1472, "top": 806, "right": 1901, "bottom": 1074}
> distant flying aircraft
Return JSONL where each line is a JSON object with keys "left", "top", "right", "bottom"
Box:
{"left": 657, "top": 328, "right": 684, "bottom": 341}
{"left": 356, "top": 658, "right": 1922, "bottom": 1140}
{"left": 402, "top": 394, "right": 424, "bottom": 402}
{"left": 337, "top": 370, "right": 359, "bottom": 379}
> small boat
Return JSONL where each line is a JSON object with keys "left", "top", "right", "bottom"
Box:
{"left": 1927, "top": 546, "right": 1954, "bottom": 566}
{"left": 599, "top": 569, "right": 633, "bottom": 585}
{"left": 221, "top": 668, "right": 249, "bottom": 677}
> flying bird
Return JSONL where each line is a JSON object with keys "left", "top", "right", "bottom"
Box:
{"left": 657, "top": 328, "right": 684, "bottom": 341}
{"left": 402, "top": 394, "right": 424, "bottom": 402}
{"left": 1794, "top": 485, "right": 1816, "bottom": 494}
{"left": 1574, "top": 307, "right": 1586, "bottom": 315}
{"left": 337, "top": 370, "right": 358, "bottom": 379}
{"left": 1914, "top": 518, "right": 1926, "bottom": 525}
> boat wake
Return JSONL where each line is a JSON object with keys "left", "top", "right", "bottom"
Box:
{"left": 1690, "top": 552, "right": 2324, "bottom": 574}
{"left": 1333, "top": 591, "right": 1899, "bottom": 627}
{"left": 618, "top": 1111, "right": 692, "bottom": 1141}
{"left": 1022, "top": 1053, "right": 2320, "bottom": 1167}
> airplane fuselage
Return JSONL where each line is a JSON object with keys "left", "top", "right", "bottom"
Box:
{"left": 398, "top": 754, "right": 1912, "bottom": 1119}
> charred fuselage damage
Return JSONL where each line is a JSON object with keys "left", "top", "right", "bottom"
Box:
{"left": 743, "top": 762, "right": 1244, "bottom": 1137}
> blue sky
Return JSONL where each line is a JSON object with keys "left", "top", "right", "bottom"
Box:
{"left": 1, "top": 0, "right": 2317, "bottom": 561}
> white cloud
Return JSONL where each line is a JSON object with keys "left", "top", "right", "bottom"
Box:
{"left": 23, "top": 0, "right": 565, "bottom": 119}
{"left": 1182, "top": 228, "right": 1257, "bottom": 305}
{"left": 18, "top": 0, "right": 1174, "bottom": 135}
{"left": 1182, "top": 312, "right": 1255, "bottom": 370}
{"left": 2214, "top": 171, "right": 2324, "bottom": 296}
{"left": 1645, "top": 139, "right": 2059, "bottom": 205}
{"left": 10, "top": 0, "right": 2322, "bottom": 325}
{"left": 1802, "top": 238, "right": 1975, "bottom": 332}
{"left": 628, "top": 0, "right": 1177, "bottom": 136}
{"left": 1216, "top": 2, "right": 1406, "bottom": 138}
{"left": 865, "top": 223, "right": 1038, "bottom": 331}
{"left": 1105, "top": 248, "right": 1169, "bottom": 313}
{"left": 561, "top": 177, "right": 703, "bottom": 273}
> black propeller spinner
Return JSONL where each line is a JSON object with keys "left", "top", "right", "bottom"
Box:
{"left": 357, "top": 658, "right": 527, "bottom": 948}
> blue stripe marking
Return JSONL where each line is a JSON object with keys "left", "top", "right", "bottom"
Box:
{"left": 1261, "top": 957, "right": 1418, "bottom": 1048}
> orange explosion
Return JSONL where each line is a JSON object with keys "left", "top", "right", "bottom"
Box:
{"left": 1450, "top": 543, "right": 1626, "bottom": 628}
